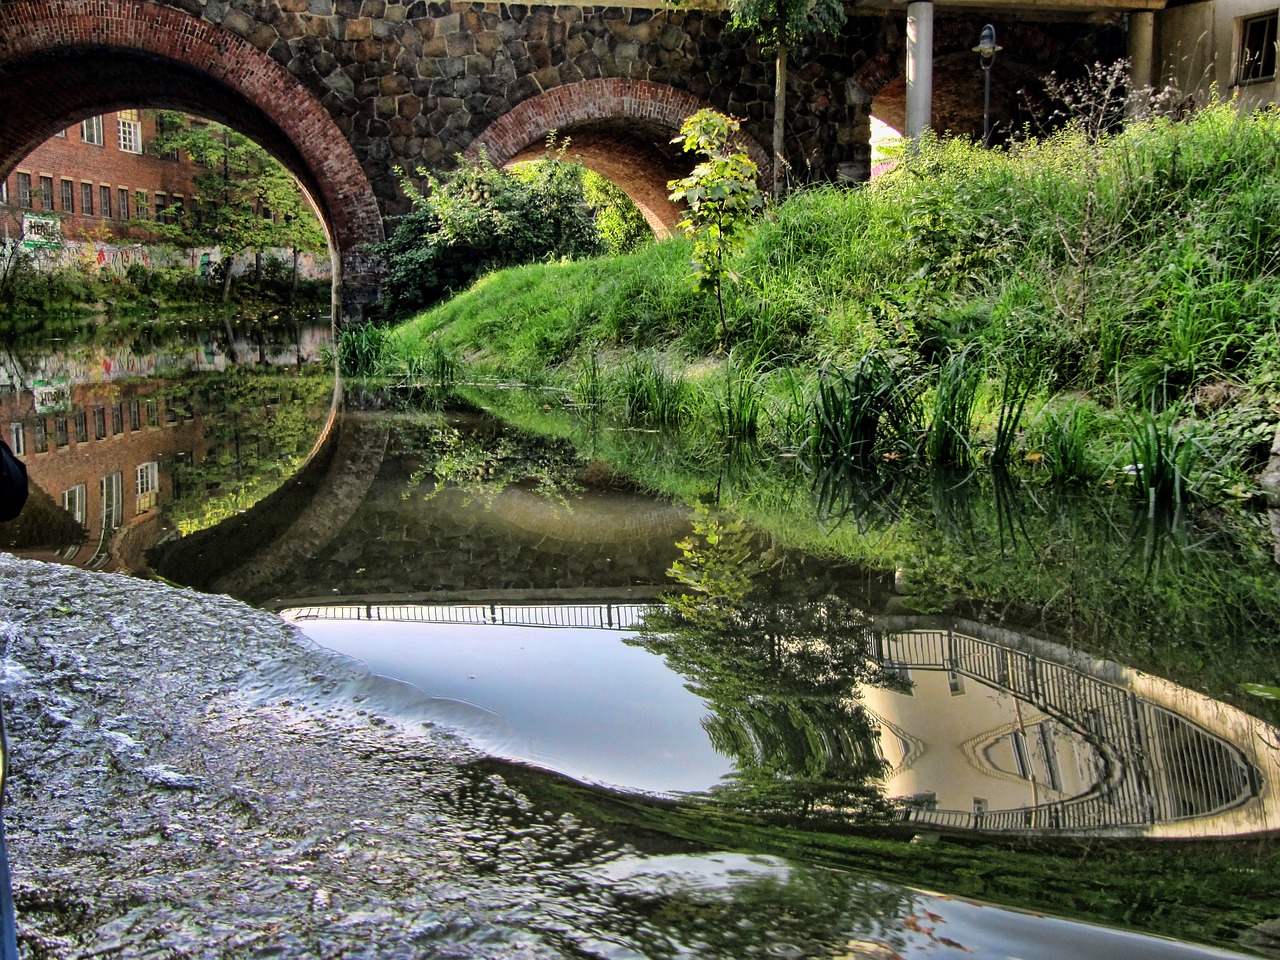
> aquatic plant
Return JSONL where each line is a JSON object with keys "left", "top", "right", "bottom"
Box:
{"left": 616, "top": 354, "right": 691, "bottom": 428}
{"left": 808, "top": 352, "right": 919, "bottom": 469}
{"left": 1033, "top": 398, "right": 1097, "bottom": 485}
{"left": 925, "top": 346, "right": 980, "bottom": 468}
{"left": 1125, "top": 407, "right": 1201, "bottom": 515}
{"left": 989, "top": 368, "right": 1033, "bottom": 466}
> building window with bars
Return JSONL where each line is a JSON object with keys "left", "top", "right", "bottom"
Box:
{"left": 1239, "top": 13, "right": 1278, "bottom": 83}
{"left": 118, "top": 110, "right": 143, "bottom": 153}
{"left": 93, "top": 406, "right": 106, "bottom": 440}
{"left": 111, "top": 403, "right": 123, "bottom": 435}
{"left": 134, "top": 191, "right": 149, "bottom": 221}
{"left": 146, "top": 400, "right": 159, "bottom": 427}
{"left": 100, "top": 185, "right": 112, "bottom": 219}
{"left": 8, "top": 424, "right": 23, "bottom": 456}
{"left": 155, "top": 194, "right": 168, "bottom": 223}
{"left": 136, "top": 461, "right": 159, "bottom": 512}
{"left": 33, "top": 419, "right": 47, "bottom": 453}
{"left": 81, "top": 115, "right": 105, "bottom": 146}
{"left": 81, "top": 182, "right": 94, "bottom": 216}
{"left": 39, "top": 176, "right": 53, "bottom": 211}
{"left": 75, "top": 409, "right": 88, "bottom": 443}
{"left": 118, "top": 188, "right": 129, "bottom": 220}
{"left": 129, "top": 399, "right": 141, "bottom": 431}
{"left": 61, "top": 179, "right": 74, "bottom": 213}
{"left": 54, "top": 417, "right": 68, "bottom": 447}
{"left": 17, "top": 173, "right": 31, "bottom": 209}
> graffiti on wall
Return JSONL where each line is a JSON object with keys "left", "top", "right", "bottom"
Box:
{"left": 94, "top": 244, "right": 151, "bottom": 273}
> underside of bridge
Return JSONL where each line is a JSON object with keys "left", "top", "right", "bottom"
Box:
{"left": 506, "top": 121, "right": 690, "bottom": 239}
{"left": 0, "top": 0, "right": 386, "bottom": 321}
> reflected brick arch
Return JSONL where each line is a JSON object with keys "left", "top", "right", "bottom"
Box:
{"left": 0, "top": 0, "right": 384, "bottom": 296}
{"left": 470, "top": 79, "right": 772, "bottom": 238}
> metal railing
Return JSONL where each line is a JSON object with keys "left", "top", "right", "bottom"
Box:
{"left": 880, "top": 628, "right": 1255, "bottom": 832}
{"left": 284, "top": 602, "right": 650, "bottom": 631}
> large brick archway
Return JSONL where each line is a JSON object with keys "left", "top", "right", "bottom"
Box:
{"left": 468, "top": 79, "right": 771, "bottom": 238}
{"left": 0, "top": 0, "right": 384, "bottom": 317}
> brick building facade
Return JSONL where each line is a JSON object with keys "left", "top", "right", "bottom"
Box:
{"left": 0, "top": 110, "right": 200, "bottom": 246}
{"left": 3, "top": 379, "right": 211, "bottom": 573}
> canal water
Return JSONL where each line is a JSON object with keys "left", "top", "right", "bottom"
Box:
{"left": 4, "top": 329, "right": 1278, "bottom": 958}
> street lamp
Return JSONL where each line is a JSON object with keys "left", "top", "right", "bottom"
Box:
{"left": 972, "top": 24, "right": 1001, "bottom": 148}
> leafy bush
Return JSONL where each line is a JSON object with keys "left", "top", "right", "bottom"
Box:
{"left": 376, "top": 146, "right": 605, "bottom": 319}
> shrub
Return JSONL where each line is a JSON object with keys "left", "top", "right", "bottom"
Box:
{"left": 376, "top": 146, "right": 605, "bottom": 319}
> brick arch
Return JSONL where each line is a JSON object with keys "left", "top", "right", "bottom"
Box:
{"left": 469, "top": 79, "right": 771, "bottom": 239}
{"left": 0, "top": 0, "right": 384, "bottom": 310}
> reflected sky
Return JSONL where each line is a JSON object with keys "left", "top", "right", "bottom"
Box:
{"left": 291, "top": 615, "right": 731, "bottom": 793}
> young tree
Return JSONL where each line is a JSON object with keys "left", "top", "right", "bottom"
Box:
{"left": 668, "top": 110, "right": 765, "bottom": 344}
{"left": 148, "top": 114, "right": 326, "bottom": 302}
{"left": 727, "top": 0, "right": 845, "bottom": 198}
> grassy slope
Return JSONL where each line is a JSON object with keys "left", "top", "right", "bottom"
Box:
{"left": 393, "top": 105, "right": 1280, "bottom": 403}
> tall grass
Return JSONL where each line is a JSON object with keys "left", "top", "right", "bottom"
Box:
{"left": 615, "top": 354, "right": 692, "bottom": 428}
{"left": 1126, "top": 408, "right": 1201, "bottom": 516}
{"left": 381, "top": 96, "right": 1280, "bottom": 493}
{"left": 926, "top": 347, "right": 980, "bottom": 468}
{"left": 807, "top": 353, "right": 920, "bottom": 469}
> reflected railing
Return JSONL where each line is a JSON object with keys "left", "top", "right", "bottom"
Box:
{"left": 283, "top": 602, "right": 650, "bottom": 631}
{"left": 879, "top": 628, "right": 1257, "bottom": 833}
{"left": 280, "top": 600, "right": 1271, "bottom": 836}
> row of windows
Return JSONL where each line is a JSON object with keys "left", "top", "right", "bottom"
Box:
{"left": 9, "top": 399, "right": 166, "bottom": 455}
{"left": 58, "top": 463, "right": 158, "bottom": 526}
{"left": 72, "top": 111, "right": 143, "bottom": 155}
{"left": 6, "top": 173, "right": 185, "bottom": 222}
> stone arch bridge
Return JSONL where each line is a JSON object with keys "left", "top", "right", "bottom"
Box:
{"left": 0, "top": 0, "right": 1133, "bottom": 322}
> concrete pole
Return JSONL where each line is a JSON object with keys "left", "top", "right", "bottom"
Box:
{"left": 1128, "top": 10, "right": 1156, "bottom": 93}
{"left": 905, "top": 0, "right": 934, "bottom": 140}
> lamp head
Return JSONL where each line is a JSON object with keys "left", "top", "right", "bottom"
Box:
{"left": 973, "top": 24, "right": 1001, "bottom": 61}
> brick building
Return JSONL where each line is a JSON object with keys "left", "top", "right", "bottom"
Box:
{"left": 3, "top": 379, "right": 212, "bottom": 573}
{"left": 0, "top": 110, "right": 200, "bottom": 246}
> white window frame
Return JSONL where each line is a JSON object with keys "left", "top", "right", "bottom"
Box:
{"left": 136, "top": 461, "right": 159, "bottom": 512}
{"left": 81, "top": 115, "right": 105, "bottom": 147}
{"left": 101, "top": 472, "right": 123, "bottom": 532}
{"left": 8, "top": 423, "right": 23, "bottom": 456}
{"left": 118, "top": 110, "right": 142, "bottom": 154}
{"left": 61, "top": 484, "right": 87, "bottom": 525}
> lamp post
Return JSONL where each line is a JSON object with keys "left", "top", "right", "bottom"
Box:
{"left": 972, "top": 24, "right": 1001, "bottom": 148}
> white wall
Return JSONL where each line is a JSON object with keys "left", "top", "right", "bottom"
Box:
{"left": 1155, "top": 0, "right": 1278, "bottom": 108}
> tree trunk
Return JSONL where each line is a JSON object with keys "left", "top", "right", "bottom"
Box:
{"left": 773, "top": 38, "right": 787, "bottom": 201}
{"left": 220, "top": 258, "right": 234, "bottom": 304}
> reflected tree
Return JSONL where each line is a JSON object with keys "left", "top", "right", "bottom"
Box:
{"left": 575, "top": 859, "right": 924, "bottom": 959}
{"left": 636, "top": 504, "right": 905, "bottom": 821}
{"left": 164, "top": 369, "right": 333, "bottom": 533}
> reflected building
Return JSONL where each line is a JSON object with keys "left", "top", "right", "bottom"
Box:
{"left": 2, "top": 378, "right": 211, "bottom": 571}
{"left": 869, "top": 621, "right": 1271, "bottom": 837}
{"left": 1, "top": 327, "right": 333, "bottom": 572}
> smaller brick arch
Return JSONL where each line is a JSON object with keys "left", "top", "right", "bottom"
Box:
{"left": 469, "top": 79, "right": 770, "bottom": 238}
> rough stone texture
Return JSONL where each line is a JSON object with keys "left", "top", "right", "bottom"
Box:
{"left": 0, "top": 553, "right": 631, "bottom": 957}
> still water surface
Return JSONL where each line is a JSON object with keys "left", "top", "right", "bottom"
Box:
{"left": 5, "top": 329, "right": 1277, "bottom": 957}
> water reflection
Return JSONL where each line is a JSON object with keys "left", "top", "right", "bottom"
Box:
{"left": 1, "top": 320, "right": 334, "bottom": 571}
{"left": 157, "top": 406, "right": 1280, "bottom": 838}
